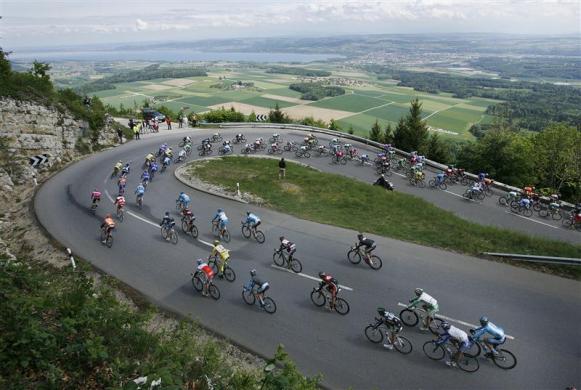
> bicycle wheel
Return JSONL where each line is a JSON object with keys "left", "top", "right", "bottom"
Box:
{"left": 347, "top": 248, "right": 362, "bottom": 264}
{"left": 429, "top": 317, "right": 444, "bottom": 335}
{"left": 340, "top": 157, "right": 347, "bottom": 165}
{"left": 460, "top": 177, "right": 470, "bottom": 186}
{"left": 562, "top": 218, "right": 572, "bottom": 228}
{"left": 223, "top": 266, "right": 236, "bottom": 282}
{"left": 492, "top": 349, "right": 517, "bottom": 370}
{"left": 161, "top": 226, "right": 168, "bottom": 239}
{"left": 477, "top": 191, "right": 485, "bottom": 201}
{"left": 190, "top": 225, "right": 199, "bottom": 239}
{"left": 170, "top": 230, "right": 178, "bottom": 244}
{"left": 254, "top": 230, "right": 265, "bottom": 244}
{"left": 423, "top": 341, "right": 445, "bottom": 360}
{"left": 106, "top": 234, "right": 113, "bottom": 248}
{"left": 335, "top": 298, "right": 350, "bottom": 315}
{"left": 242, "top": 289, "right": 255, "bottom": 305}
{"left": 457, "top": 355, "right": 480, "bottom": 373}
{"left": 498, "top": 196, "right": 508, "bottom": 207}
{"left": 428, "top": 179, "right": 436, "bottom": 188}
{"left": 464, "top": 341, "right": 481, "bottom": 358}
{"left": 552, "top": 211, "right": 563, "bottom": 221}
{"left": 367, "top": 255, "right": 383, "bottom": 270}
{"left": 310, "top": 289, "right": 326, "bottom": 307}
{"left": 208, "top": 284, "right": 221, "bottom": 300}
{"left": 117, "top": 209, "right": 124, "bottom": 222}
{"left": 262, "top": 297, "right": 277, "bottom": 314}
{"left": 273, "top": 251, "right": 285, "bottom": 266}
{"left": 523, "top": 208, "right": 533, "bottom": 218}
{"left": 393, "top": 335, "right": 413, "bottom": 355}
{"left": 241, "top": 225, "right": 251, "bottom": 238}
{"left": 192, "top": 275, "right": 204, "bottom": 292}
{"left": 439, "top": 183, "right": 448, "bottom": 191}
{"left": 181, "top": 220, "right": 190, "bottom": 233}
{"left": 290, "top": 258, "right": 302, "bottom": 273}
{"left": 418, "top": 180, "right": 426, "bottom": 188}
{"left": 364, "top": 325, "right": 384, "bottom": 343}
{"left": 399, "top": 309, "right": 419, "bottom": 327}
{"left": 222, "top": 230, "right": 231, "bottom": 243}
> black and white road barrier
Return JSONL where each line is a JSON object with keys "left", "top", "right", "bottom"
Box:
{"left": 29, "top": 154, "right": 49, "bottom": 168}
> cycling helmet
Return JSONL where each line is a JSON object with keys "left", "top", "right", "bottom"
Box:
{"left": 105, "top": 213, "right": 112, "bottom": 218}
{"left": 357, "top": 233, "right": 364, "bottom": 240}
{"left": 479, "top": 316, "right": 489, "bottom": 326}
{"left": 246, "top": 211, "right": 251, "bottom": 215}
{"left": 279, "top": 236, "right": 284, "bottom": 241}
{"left": 250, "top": 269, "right": 256, "bottom": 277}
{"left": 318, "top": 271, "right": 325, "bottom": 278}
{"left": 213, "top": 240, "right": 220, "bottom": 246}
{"left": 377, "top": 307, "right": 386, "bottom": 316}
{"left": 441, "top": 321, "right": 451, "bottom": 331}
{"left": 414, "top": 288, "right": 423, "bottom": 296}
{"left": 217, "top": 208, "right": 223, "bottom": 213}
{"left": 196, "top": 259, "right": 202, "bottom": 265}
{"left": 164, "top": 211, "right": 170, "bottom": 217}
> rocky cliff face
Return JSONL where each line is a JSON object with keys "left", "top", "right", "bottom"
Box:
{"left": 0, "top": 97, "right": 117, "bottom": 189}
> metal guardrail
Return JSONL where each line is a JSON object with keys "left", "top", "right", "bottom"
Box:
{"left": 482, "top": 252, "right": 581, "bottom": 266}
{"left": 198, "top": 122, "right": 574, "bottom": 210}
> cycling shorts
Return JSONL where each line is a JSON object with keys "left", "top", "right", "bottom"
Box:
{"left": 258, "top": 282, "right": 269, "bottom": 293}
{"left": 219, "top": 219, "right": 228, "bottom": 229}
{"left": 484, "top": 336, "right": 506, "bottom": 346}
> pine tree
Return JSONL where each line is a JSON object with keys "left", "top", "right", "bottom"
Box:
{"left": 268, "top": 103, "right": 288, "bottom": 123}
{"left": 382, "top": 123, "right": 394, "bottom": 144}
{"left": 329, "top": 118, "right": 339, "bottom": 130}
{"left": 393, "top": 117, "right": 408, "bottom": 150}
{"left": 369, "top": 119, "right": 382, "bottom": 141}
{"left": 404, "top": 98, "right": 429, "bottom": 153}
{"left": 426, "top": 133, "right": 450, "bottom": 163}
{"left": 348, "top": 125, "right": 354, "bottom": 135}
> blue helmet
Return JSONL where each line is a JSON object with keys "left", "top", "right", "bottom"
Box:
{"left": 479, "top": 316, "right": 489, "bottom": 326}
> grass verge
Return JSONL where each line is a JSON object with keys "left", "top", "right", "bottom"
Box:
{"left": 188, "top": 157, "right": 581, "bottom": 279}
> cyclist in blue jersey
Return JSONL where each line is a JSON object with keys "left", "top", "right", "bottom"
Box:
{"left": 244, "top": 211, "right": 261, "bottom": 229}
{"left": 141, "top": 170, "right": 150, "bottom": 185}
{"left": 177, "top": 192, "right": 191, "bottom": 210}
{"left": 212, "top": 208, "right": 229, "bottom": 233}
{"left": 149, "top": 161, "right": 158, "bottom": 176}
{"left": 470, "top": 316, "right": 506, "bottom": 357}
{"left": 135, "top": 183, "right": 145, "bottom": 203}
{"left": 435, "top": 171, "right": 446, "bottom": 186}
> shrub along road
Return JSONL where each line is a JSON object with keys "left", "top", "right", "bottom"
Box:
{"left": 35, "top": 128, "right": 581, "bottom": 389}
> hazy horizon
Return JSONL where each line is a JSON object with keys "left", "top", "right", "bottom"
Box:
{"left": 2, "top": 0, "right": 580, "bottom": 49}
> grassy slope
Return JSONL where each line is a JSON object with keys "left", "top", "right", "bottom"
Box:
{"left": 189, "top": 157, "right": 581, "bottom": 278}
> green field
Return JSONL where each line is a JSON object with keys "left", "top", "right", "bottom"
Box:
{"left": 95, "top": 66, "right": 500, "bottom": 141}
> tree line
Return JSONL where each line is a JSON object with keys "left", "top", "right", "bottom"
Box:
{"left": 288, "top": 82, "right": 345, "bottom": 100}
{"left": 266, "top": 67, "right": 331, "bottom": 77}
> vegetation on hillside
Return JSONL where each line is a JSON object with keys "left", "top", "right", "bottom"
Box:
{"left": 78, "top": 64, "right": 207, "bottom": 94}
{"left": 188, "top": 157, "right": 581, "bottom": 278}
{"left": 288, "top": 82, "right": 345, "bottom": 100}
{"left": 0, "top": 258, "right": 320, "bottom": 389}
{"left": 266, "top": 67, "right": 331, "bottom": 77}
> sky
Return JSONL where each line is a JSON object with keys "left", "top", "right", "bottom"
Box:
{"left": 1, "top": 0, "right": 580, "bottom": 49}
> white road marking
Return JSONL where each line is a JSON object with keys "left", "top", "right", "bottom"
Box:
{"left": 505, "top": 211, "right": 558, "bottom": 229}
{"left": 444, "top": 189, "right": 477, "bottom": 203}
{"left": 104, "top": 189, "right": 214, "bottom": 247}
{"left": 396, "top": 302, "right": 515, "bottom": 339}
{"left": 392, "top": 171, "right": 406, "bottom": 178}
{"left": 270, "top": 265, "right": 354, "bottom": 291}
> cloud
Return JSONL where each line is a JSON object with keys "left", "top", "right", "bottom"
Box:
{"left": 135, "top": 19, "right": 148, "bottom": 31}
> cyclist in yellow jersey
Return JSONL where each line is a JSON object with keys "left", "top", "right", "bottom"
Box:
{"left": 209, "top": 240, "right": 230, "bottom": 276}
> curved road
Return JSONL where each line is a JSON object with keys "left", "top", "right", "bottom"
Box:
{"left": 36, "top": 128, "right": 581, "bottom": 389}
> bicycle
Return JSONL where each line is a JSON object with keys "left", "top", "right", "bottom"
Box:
{"left": 346, "top": 244, "right": 382, "bottom": 270}
{"left": 100, "top": 227, "right": 114, "bottom": 248}
{"left": 161, "top": 222, "right": 179, "bottom": 244}
{"left": 428, "top": 178, "right": 448, "bottom": 191}
{"left": 510, "top": 202, "right": 533, "bottom": 217}
{"left": 218, "top": 146, "right": 233, "bottom": 155}
{"left": 283, "top": 141, "right": 298, "bottom": 152}
{"left": 463, "top": 188, "right": 485, "bottom": 201}
{"left": 295, "top": 148, "right": 311, "bottom": 158}
{"left": 136, "top": 195, "right": 143, "bottom": 209}
{"left": 208, "top": 255, "right": 236, "bottom": 282}
{"left": 272, "top": 248, "right": 302, "bottom": 273}
{"left": 409, "top": 175, "right": 426, "bottom": 188}
{"left": 242, "top": 282, "right": 277, "bottom": 314}
{"left": 211, "top": 220, "right": 231, "bottom": 242}
{"left": 376, "top": 164, "right": 392, "bottom": 176}
{"left": 267, "top": 145, "right": 283, "bottom": 155}
{"left": 399, "top": 306, "right": 443, "bottom": 335}
{"left": 498, "top": 192, "right": 521, "bottom": 207}
{"left": 467, "top": 334, "right": 517, "bottom": 370}
{"left": 422, "top": 339, "right": 479, "bottom": 373}
{"left": 310, "top": 284, "right": 349, "bottom": 315}
{"left": 241, "top": 222, "right": 265, "bottom": 244}
{"left": 116, "top": 206, "right": 125, "bottom": 222}
{"left": 231, "top": 135, "right": 246, "bottom": 144}
{"left": 181, "top": 215, "right": 199, "bottom": 239}
{"left": 331, "top": 154, "right": 348, "bottom": 165}
{"left": 269, "top": 134, "right": 283, "bottom": 144}
{"left": 191, "top": 272, "right": 221, "bottom": 300}
{"left": 562, "top": 213, "right": 581, "bottom": 231}
{"left": 364, "top": 318, "right": 413, "bottom": 354}
{"left": 211, "top": 133, "right": 223, "bottom": 143}
{"left": 537, "top": 203, "right": 562, "bottom": 220}
{"left": 199, "top": 147, "right": 213, "bottom": 156}
{"left": 90, "top": 200, "right": 99, "bottom": 215}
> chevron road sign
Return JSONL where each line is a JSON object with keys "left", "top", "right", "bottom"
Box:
{"left": 29, "top": 154, "right": 49, "bottom": 168}
{"left": 256, "top": 114, "right": 267, "bottom": 122}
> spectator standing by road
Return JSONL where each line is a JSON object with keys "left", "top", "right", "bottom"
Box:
{"left": 182, "top": 115, "right": 188, "bottom": 128}
{"left": 177, "top": 112, "right": 183, "bottom": 128}
{"left": 166, "top": 116, "right": 172, "bottom": 130}
{"left": 134, "top": 122, "right": 141, "bottom": 140}
{"left": 279, "top": 158, "right": 286, "bottom": 179}
{"left": 116, "top": 127, "right": 123, "bottom": 144}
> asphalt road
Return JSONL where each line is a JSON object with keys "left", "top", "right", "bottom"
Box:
{"left": 35, "top": 127, "right": 581, "bottom": 389}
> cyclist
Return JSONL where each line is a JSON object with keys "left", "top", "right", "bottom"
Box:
{"left": 438, "top": 322, "right": 471, "bottom": 368}
{"left": 195, "top": 258, "right": 215, "bottom": 296}
{"left": 117, "top": 176, "right": 127, "bottom": 195}
{"left": 177, "top": 192, "right": 191, "bottom": 210}
{"left": 149, "top": 161, "right": 158, "bottom": 177}
{"left": 100, "top": 214, "right": 116, "bottom": 243}
{"left": 141, "top": 170, "right": 150, "bottom": 186}
{"left": 434, "top": 171, "right": 446, "bottom": 186}
{"left": 114, "top": 194, "right": 126, "bottom": 214}
{"left": 248, "top": 269, "right": 269, "bottom": 304}
{"left": 377, "top": 307, "right": 403, "bottom": 350}
{"left": 90, "top": 188, "right": 101, "bottom": 206}
{"left": 359, "top": 153, "right": 370, "bottom": 164}
{"left": 414, "top": 168, "right": 424, "bottom": 182}
{"left": 279, "top": 236, "right": 296, "bottom": 260}
{"left": 222, "top": 141, "right": 232, "bottom": 154}
{"left": 113, "top": 161, "right": 123, "bottom": 176}
{"left": 243, "top": 211, "right": 261, "bottom": 230}
{"left": 478, "top": 172, "right": 488, "bottom": 182}
{"left": 212, "top": 208, "right": 229, "bottom": 236}
{"left": 158, "top": 143, "right": 168, "bottom": 156}
{"left": 522, "top": 185, "right": 535, "bottom": 197}
{"left": 470, "top": 316, "right": 506, "bottom": 357}
{"left": 182, "top": 135, "right": 192, "bottom": 145}
{"left": 409, "top": 288, "right": 439, "bottom": 331}
{"left": 469, "top": 181, "right": 483, "bottom": 198}
{"left": 209, "top": 240, "right": 230, "bottom": 277}
{"left": 235, "top": 133, "right": 244, "bottom": 143}
{"left": 334, "top": 148, "right": 345, "bottom": 162}
{"left": 135, "top": 183, "right": 145, "bottom": 203}
{"left": 121, "top": 162, "right": 130, "bottom": 177}
{"left": 160, "top": 211, "right": 174, "bottom": 240}
{"left": 318, "top": 272, "right": 338, "bottom": 310}
{"left": 162, "top": 155, "right": 171, "bottom": 169}
{"left": 145, "top": 153, "right": 155, "bottom": 166}
{"left": 356, "top": 233, "right": 376, "bottom": 255}
{"left": 374, "top": 174, "right": 394, "bottom": 191}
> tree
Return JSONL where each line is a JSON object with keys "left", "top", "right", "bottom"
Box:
{"left": 248, "top": 111, "right": 257, "bottom": 122}
{"left": 268, "top": 103, "right": 289, "bottom": 124}
{"left": 381, "top": 123, "right": 393, "bottom": 144}
{"left": 348, "top": 125, "right": 354, "bottom": 135}
{"left": 369, "top": 120, "right": 382, "bottom": 142}
{"left": 404, "top": 98, "right": 429, "bottom": 153}
{"left": 426, "top": 133, "right": 450, "bottom": 163}
{"left": 329, "top": 119, "right": 339, "bottom": 130}
{"left": 393, "top": 117, "right": 407, "bottom": 150}
{"left": 30, "top": 60, "right": 51, "bottom": 81}
{"left": 533, "top": 124, "right": 581, "bottom": 200}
